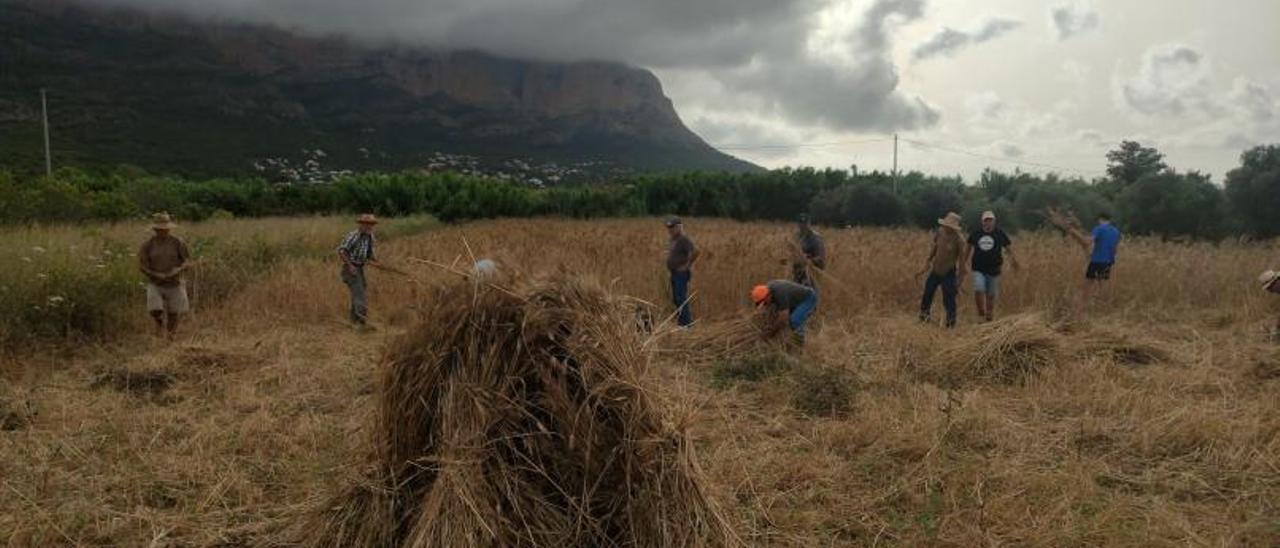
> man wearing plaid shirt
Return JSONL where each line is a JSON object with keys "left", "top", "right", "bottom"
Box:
{"left": 337, "top": 214, "right": 380, "bottom": 325}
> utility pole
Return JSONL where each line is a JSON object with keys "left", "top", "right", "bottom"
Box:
{"left": 41, "top": 88, "right": 52, "bottom": 178}
{"left": 892, "top": 133, "right": 899, "bottom": 194}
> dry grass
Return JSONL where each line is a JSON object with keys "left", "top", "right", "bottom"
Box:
{"left": 299, "top": 272, "right": 736, "bottom": 547}
{"left": 2, "top": 217, "right": 1279, "bottom": 547}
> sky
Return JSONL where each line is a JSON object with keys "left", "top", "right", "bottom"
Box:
{"left": 89, "top": 0, "right": 1280, "bottom": 181}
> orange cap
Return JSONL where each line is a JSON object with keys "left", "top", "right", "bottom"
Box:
{"left": 751, "top": 284, "right": 769, "bottom": 305}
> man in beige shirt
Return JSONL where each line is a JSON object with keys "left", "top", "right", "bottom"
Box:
{"left": 916, "top": 212, "right": 966, "bottom": 328}
{"left": 1262, "top": 270, "right": 1280, "bottom": 340}
{"left": 138, "top": 212, "right": 191, "bottom": 338}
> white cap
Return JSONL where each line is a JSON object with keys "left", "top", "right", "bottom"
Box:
{"left": 1260, "top": 270, "right": 1279, "bottom": 288}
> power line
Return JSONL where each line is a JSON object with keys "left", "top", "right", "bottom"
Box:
{"left": 898, "top": 137, "right": 1104, "bottom": 178}
{"left": 711, "top": 137, "right": 890, "bottom": 151}
{"left": 711, "top": 132, "right": 1106, "bottom": 177}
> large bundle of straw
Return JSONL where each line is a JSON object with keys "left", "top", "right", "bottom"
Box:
{"left": 302, "top": 272, "right": 738, "bottom": 547}
{"left": 658, "top": 311, "right": 792, "bottom": 364}
{"left": 926, "top": 314, "right": 1062, "bottom": 386}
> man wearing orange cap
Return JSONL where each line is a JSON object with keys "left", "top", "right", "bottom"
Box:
{"left": 337, "top": 213, "right": 381, "bottom": 326}
{"left": 752, "top": 279, "right": 818, "bottom": 341}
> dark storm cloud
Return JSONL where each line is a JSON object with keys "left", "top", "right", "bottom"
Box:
{"left": 912, "top": 18, "right": 1021, "bottom": 61}
{"left": 85, "top": 0, "right": 818, "bottom": 68}
{"left": 713, "top": 0, "right": 939, "bottom": 132}
{"left": 86, "top": 0, "right": 940, "bottom": 132}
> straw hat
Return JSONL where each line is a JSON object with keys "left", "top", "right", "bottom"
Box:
{"left": 356, "top": 213, "right": 379, "bottom": 225}
{"left": 1259, "top": 270, "right": 1280, "bottom": 289}
{"left": 937, "top": 212, "right": 963, "bottom": 231}
{"left": 151, "top": 212, "right": 177, "bottom": 230}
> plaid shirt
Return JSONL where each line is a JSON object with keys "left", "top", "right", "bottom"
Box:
{"left": 338, "top": 230, "right": 376, "bottom": 265}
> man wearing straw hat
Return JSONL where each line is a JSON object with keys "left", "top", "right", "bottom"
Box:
{"left": 665, "top": 216, "right": 699, "bottom": 328}
{"left": 916, "top": 211, "right": 966, "bottom": 328}
{"left": 751, "top": 279, "right": 818, "bottom": 343}
{"left": 963, "top": 210, "right": 1020, "bottom": 322}
{"left": 138, "top": 212, "right": 191, "bottom": 338}
{"left": 337, "top": 214, "right": 381, "bottom": 326}
{"left": 1261, "top": 269, "right": 1280, "bottom": 340}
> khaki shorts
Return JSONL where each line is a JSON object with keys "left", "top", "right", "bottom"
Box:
{"left": 146, "top": 283, "right": 190, "bottom": 314}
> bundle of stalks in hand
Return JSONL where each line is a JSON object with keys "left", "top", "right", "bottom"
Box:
{"left": 1042, "top": 206, "right": 1083, "bottom": 233}
{"left": 927, "top": 314, "right": 1062, "bottom": 386}
{"left": 299, "top": 271, "right": 738, "bottom": 548}
{"left": 659, "top": 309, "right": 793, "bottom": 364}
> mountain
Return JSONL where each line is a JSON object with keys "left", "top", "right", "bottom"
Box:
{"left": 0, "top": 0, "right": 759, "bottom": 179}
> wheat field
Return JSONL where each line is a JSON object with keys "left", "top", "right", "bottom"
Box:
{"left": 2, "top": 217, "right": 1279, "bottom": 546}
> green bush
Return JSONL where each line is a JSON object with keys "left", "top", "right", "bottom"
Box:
{"left": 4, "top": 146, "right": 1277, "bottom": 242}
{"left": 810, "top": 183, "right": 907, "bottom": 227}
{"left": 0, "top": 244, "right": 137, "bottom": 347}
{"left": 1118, "top": 171, "right": 1226, "bottom": 239}
{"left": 791, "top": 366, "right": 855, "bottom": 417}
{"left": 0, "top": 215, "right": 436, "bottom": 351}
{"left": 1224, "top": 145, "right": 1280, "bottom": 238}
{"left": 711, "top": 352, "right": 797, "bottom": 387}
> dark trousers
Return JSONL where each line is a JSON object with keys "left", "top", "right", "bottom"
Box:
{"left": 920, "top": 269, "right": 957, "bottom": 327}
{"left": 670, "top": 269, "right": 692, "bottom": 327}
{"left": 341, "top": 266, "right": 368, "bottom": 324}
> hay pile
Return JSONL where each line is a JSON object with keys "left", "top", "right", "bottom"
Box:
{"left": 926, "top": 314, "right": 1062, "bottom": 386}
{"left": 302, "top": 272, "right": 738, "bottom": 548}
{"left": 659, "top": 312, "right": 793, "bottom": 364}
{"left": 1072, "top": 331, "right": 1173, "bottom": 366}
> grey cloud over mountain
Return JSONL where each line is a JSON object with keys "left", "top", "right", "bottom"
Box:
{"left": 912, "top": 18, "right": 1021, "bottom": 61}
{"left": 87, "top": 0, "right": 941, "bottom": 133}
{"left": 1050, "top": 2, "right": 1099, "bottom": 40}
{"left": 719, "top": 0, "right": 939, "bottom": 132}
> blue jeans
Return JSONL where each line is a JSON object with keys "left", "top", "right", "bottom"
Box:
{"left": 670, "top": 269, "right": 692, "bottom": 327}
{"left": 920, "top": 269, "right": 957, "bottom": 327}
{"left": 789, "top": 292, "right": 818, "bottom": 334}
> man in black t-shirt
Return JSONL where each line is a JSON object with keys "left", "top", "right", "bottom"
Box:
{"left": 963, "top": 211, "right": 1020, "bottom": 322}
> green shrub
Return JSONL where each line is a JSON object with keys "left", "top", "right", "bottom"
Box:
{"left": 711, "top": 352, "right": 796, "bottom": 387}
{"left": 0, "top": 244, "right": 137, "bottom": 347}
{"left": 0, "top": 215, "right": 436, "bottom": 351}
{"left": 791, "top": 366, "right": 855, "bottom": 417}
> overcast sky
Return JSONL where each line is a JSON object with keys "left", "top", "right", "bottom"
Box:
{"left": 92, "top": 0, "right": 1280, "bottom": 180}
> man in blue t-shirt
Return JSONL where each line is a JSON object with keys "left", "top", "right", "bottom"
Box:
{"left": 1063, "top": 212, "right": 1122, "bottom": 310}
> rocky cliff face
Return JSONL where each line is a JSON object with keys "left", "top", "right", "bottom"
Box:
{"left": 0, "top": 0, "right": 757, "bottom": 177}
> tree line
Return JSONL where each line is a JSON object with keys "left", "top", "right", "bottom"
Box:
{"left": 2, "top": 142, "right": 1278, "bottom": 239}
